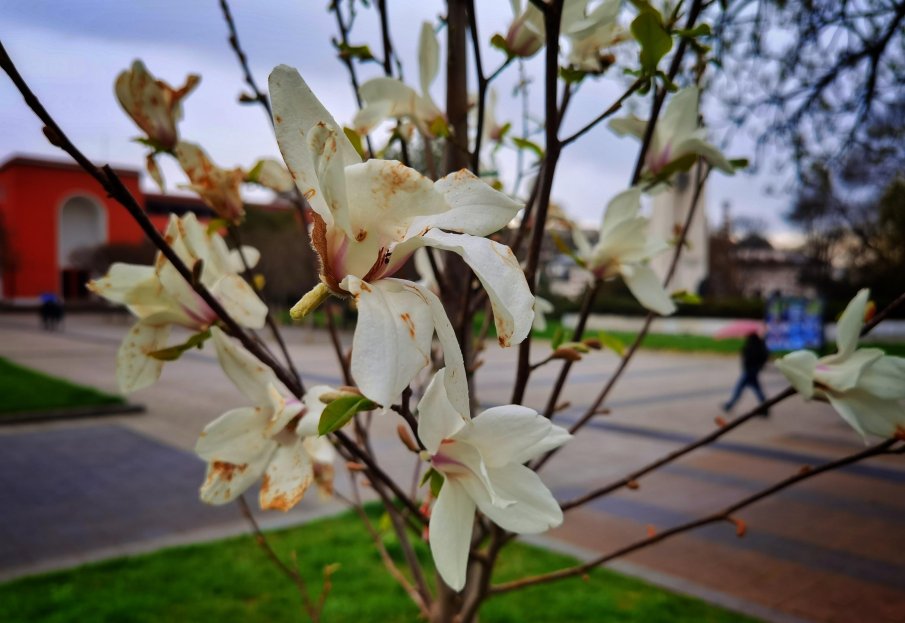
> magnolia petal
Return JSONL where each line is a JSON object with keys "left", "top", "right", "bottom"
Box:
{"left": 826, "top": 389, "right": 905, "bottom": 441}
{"left": 571, "top": 225, "right": 593, "bottom": 260}
{"left": 418, "top": 22, "right": 440, "bottom": 96}
{"left": 195, "top": 406, "right": 273, "bottom": 464}
{"left": 835, "top": 289, "right": 869, "bottom": 358}
{"left": 621, "top": 263, "right": 676, "bottom": 316}
{"left": 775, "top": 350, "right": 818, "bottom": 399}
{"left": 352, "top": 99, "right": 395, "bottom": 135}
{"left": 601, "top": 187, "right": 642, "bottom": 229}
{"left": 463, "top": 463, "right": 563, "bottom": 534}
{"left": 211, "top": 326, "right": 274, "bottom": 405}
{"left": 344, "top": 159, "right": 446, "bottom": 251}
{"left": 402, "top": 281, "right": 469, "bottom": 417}
{"left": 858, "top": 356, "right": 905, "bottom": 400}
{"left": 533, "top": 296, "right": 555, "bottom": 332}
{"left": 251, "top": 158, "right": 295, "bottom": 193}
{"left": 116, "top": 321, "right": 171, "bottom": 393}
{"left": 228, "top": 246, "right": 261, "bottom": 273}
{"left": 88, "top": 263, "right": 156, "bottom": 305}
{"left": 443, "top": 440, "right": 513, "bottom": 508}
{"left": 269, "top": 65, "right": 359, "bottom": 233}
{"left": 816, "top": 348, "right": 884, "bottom": 393}
{"left": 260, "top": 439, "right": 314, "bottom": 511}
{"left": 595, "top": 216, "right": 650, "bottom": 264}
{"left": 420, "top": 230, "right": 534, "bottom": 347}
{"left": 358, "top": 77, "right": 420, "bottom": 119}
{"left": 608, "top": 115, "right": 648, "bottom": 140}
{"left": 673, "top": 137, "right": 734, "bottom": 173}
{"left": 200, "top": 448, "right": 273, "bottom": 505}
{"left": 264, "top": 384, "right": 305, "bottom": 437}
{"left": 430, "top": 478, "right": 475, "bottom": 591}
{"left": 660, "top": 87, "right": 700, "bottom": 147}
{"left": 156, "top": 260, "right": 212, "bottom": 328}
{"left": 456, "top": 405, "right": 570, "bottom": 468}
{"left": 564, "top": 0, "right": 619, "bottom": 38}
{"left": 418, "top": 368, "right": 468, "bottom": 454}
{"left": 297, "top": 385, "right": 334, "bottom": 438}
{"left": 342, "top": 276, "right": 433, "bottom": 407}
{"left": 307, "top": 123, "right": 352, "bottom": 237}
{"left": 408, "top": 169, "right": 521, "bottom": 238}
{"left": 211, "top": 275, "right": 268, "bottom": 330}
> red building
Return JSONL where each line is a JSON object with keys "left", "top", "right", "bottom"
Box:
{"left": 0, "top": 155, "right": 220, "bottom": 303}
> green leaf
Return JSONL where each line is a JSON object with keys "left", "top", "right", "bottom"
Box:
{"left": 244, "top": 159, "right": 265, "bottom": 184}
{"left": 676, "top": 23, "right": 711, "bottom": 38}
{"left": 559, "top": 65, "right": 588, "bottom": 84}
{"left": 343, "top": 127, "right": 366, "bottom": 159}
{"left": 318, "top": 394, "right": 377, "bottom": 436}
{"left": 550, "top": 326, "right": 565, "bottom": 350}
{"left": 671, "top": 290, "right": 702, "bottom": 304}
{"left": 631, "top": 11, "right": 673, "bottom": 73}
{"left": 148, "top": 329, "right": 212, "bottom": 361}
{"left": 335, "top": 42, "right": 375, "bottom": 62}
{"left": 429, "top": 469, "right": 444, "bottom": 498}
{"left": 729, "top": 157, "right": 750, "bottom": 170}
{"left": 512, "top": 137, "right": 545, "bottom": 159}
{"left": 206, "top": 218, "right": 231, "bottom": 235}
{"left": 490, "top": 33, "right": 511, "bottom": 56}
{"left": 597, "top": 330, "right": 626, "bottom": 356}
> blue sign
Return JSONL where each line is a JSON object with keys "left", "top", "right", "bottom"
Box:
{"left": 765, "top": 296, "right": 824, "bottom": 352}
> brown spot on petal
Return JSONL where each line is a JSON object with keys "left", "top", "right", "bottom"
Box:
{"left": 356, "top": 229, "right": 368, "bottom": 242}
{"left": 275, "top": 114, "right": 282, "bottom": 124}
{"left": 400, "top": 312, "right": 416, "bottom": 338}
{"left": 210, "top": 461, "right": 247, "bottom": 483}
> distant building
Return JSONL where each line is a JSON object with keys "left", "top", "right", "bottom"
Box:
{"left": 0, "top": 155, "right": 286, "bottom": 303}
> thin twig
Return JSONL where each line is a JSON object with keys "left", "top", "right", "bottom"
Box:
{"left": 219, "top": 0, "right": 272, "bottom": 121}
{"left": 238, "top": 496, "right": 319, "bottom": 620}
{"left": 493, "top": 438, "right": 898, "bottom": 594}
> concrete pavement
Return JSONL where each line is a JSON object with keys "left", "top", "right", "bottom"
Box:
{"left": 1, "top": 312, "right": 903, "bottom": 622}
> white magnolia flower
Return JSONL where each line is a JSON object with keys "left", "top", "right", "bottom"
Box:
{"left": 115, "top": 60, "right": 199, "bottom": 151}
{"left": 352, "top": 23, "right": 447, "bottom": 139}
{"left": 502, "top": 0, "right": 545, "bottom": 58}
{"left": 87, "top": 213, "right": 267, "bottom": 393}
{"left": 196, "top": 327, "right": 336, "bottom": 510}
{"left": 609, "top": 86, "right": 733, "bottom": 177}
{"left": 562, "top": 0, "right": 625, "bottom": 73}
{"left": 572, "top": 188, "right": 676, "bottom": 315}
{"left": 418, "top": 368, "right": 571, "bottom": 591}
{"left": 270, "top": 65, "right": 534, "bottom": 407}
{"left": 776, "top": 289, "right": 905, "bottom": 440}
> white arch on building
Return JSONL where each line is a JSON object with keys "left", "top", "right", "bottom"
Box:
{"left": 57, "top": 194, "right": 107, "bottom": 269}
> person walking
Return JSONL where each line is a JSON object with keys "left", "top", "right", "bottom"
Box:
{"left": 722, "top": 331, "right": 769, "bottom": 414}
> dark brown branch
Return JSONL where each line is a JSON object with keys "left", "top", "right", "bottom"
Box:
{"left": 329, "top": 0, "right": 375, "bottom": 156}
{"left": 493, "top": 438, "right": 898, "bottom": 594}
{"left": 219, "top": 0, "right": 272, "bottom": 121}
{"left": 560, "top": 78, "right": 644, "bottom": 147}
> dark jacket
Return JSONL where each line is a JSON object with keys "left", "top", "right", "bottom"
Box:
{"left": 742, "top": 334, "right": 768, "bottom": 373}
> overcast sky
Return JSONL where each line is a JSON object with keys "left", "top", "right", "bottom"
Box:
{"left": 0, "top": 0, "right": 801, "bottom": 244}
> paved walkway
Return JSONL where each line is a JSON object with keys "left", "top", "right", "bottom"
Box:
{"left": 1, "top": 313, "right": 903, "bottom": 622}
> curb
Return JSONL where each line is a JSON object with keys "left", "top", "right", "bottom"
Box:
{"left": 0, "top": 403, "right": 145, "bottom": 425}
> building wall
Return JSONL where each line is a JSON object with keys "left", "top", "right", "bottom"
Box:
{"left": 0, "top": 160, "right": 144, "bottom": 301}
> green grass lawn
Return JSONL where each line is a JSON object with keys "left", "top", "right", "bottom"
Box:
{"left": 0, "top": 357, "right": 124, "bottom": 415}
{"left": 0, "top": 508, "right": 757, "bottom": 623}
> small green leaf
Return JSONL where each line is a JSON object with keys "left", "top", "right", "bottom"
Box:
{"left": 343, "top": 127, "right": 366, "bottom": 159}
{"left": 729, "top": 157, "right": 750, "bottom": 170}
{"left": 512, "top": 137, "right": 545, "bottom": 159}
{"left": 429, "top": 470, "right": 444, "bottom": 498}
{"left": 551, "top": 326, "right": 565, "bottom": 350}
{"left": 597, "top": 330, "right": 626, "bottom": 356}
{"left": 559, "top": 65, "right": 588, "bottom": 84}
{"left": 206, "top": 218, "right": 231, "bottom": 235}
{"left": 318, "top": 394, "right": 377, "bottom": 435}
{"left": 676, "top": 23, "right": 711, "bottom": 38}
{"left": 148, "top": 328, "right": 212, "bottom": 361}
{"left": 245, "top": 160, "right": 265, "bottom": 184}
{"left": 671, "top": 290, "right": 702, "bottom": 304}
{"left": 561, "top": 341, "right": 590, "bottom": 353}
{"left": 490, "top": 33, "right": 510, "bottom": 55}
{"left": 631, "top": 11, "right": 673, "bottom": 73}
{"left": 496, "top": 122, "right": 512, "bottom": 141}
{"left": 335, "top": 42, "right": 375, "bottom": 62}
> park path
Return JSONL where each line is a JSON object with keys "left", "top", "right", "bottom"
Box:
{"left": 1, "top": 313, "right": 903, "bottom": 623}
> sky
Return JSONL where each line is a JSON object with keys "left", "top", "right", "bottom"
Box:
{"left": 0, "top": 0, "right": 802, "bottom": 245}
